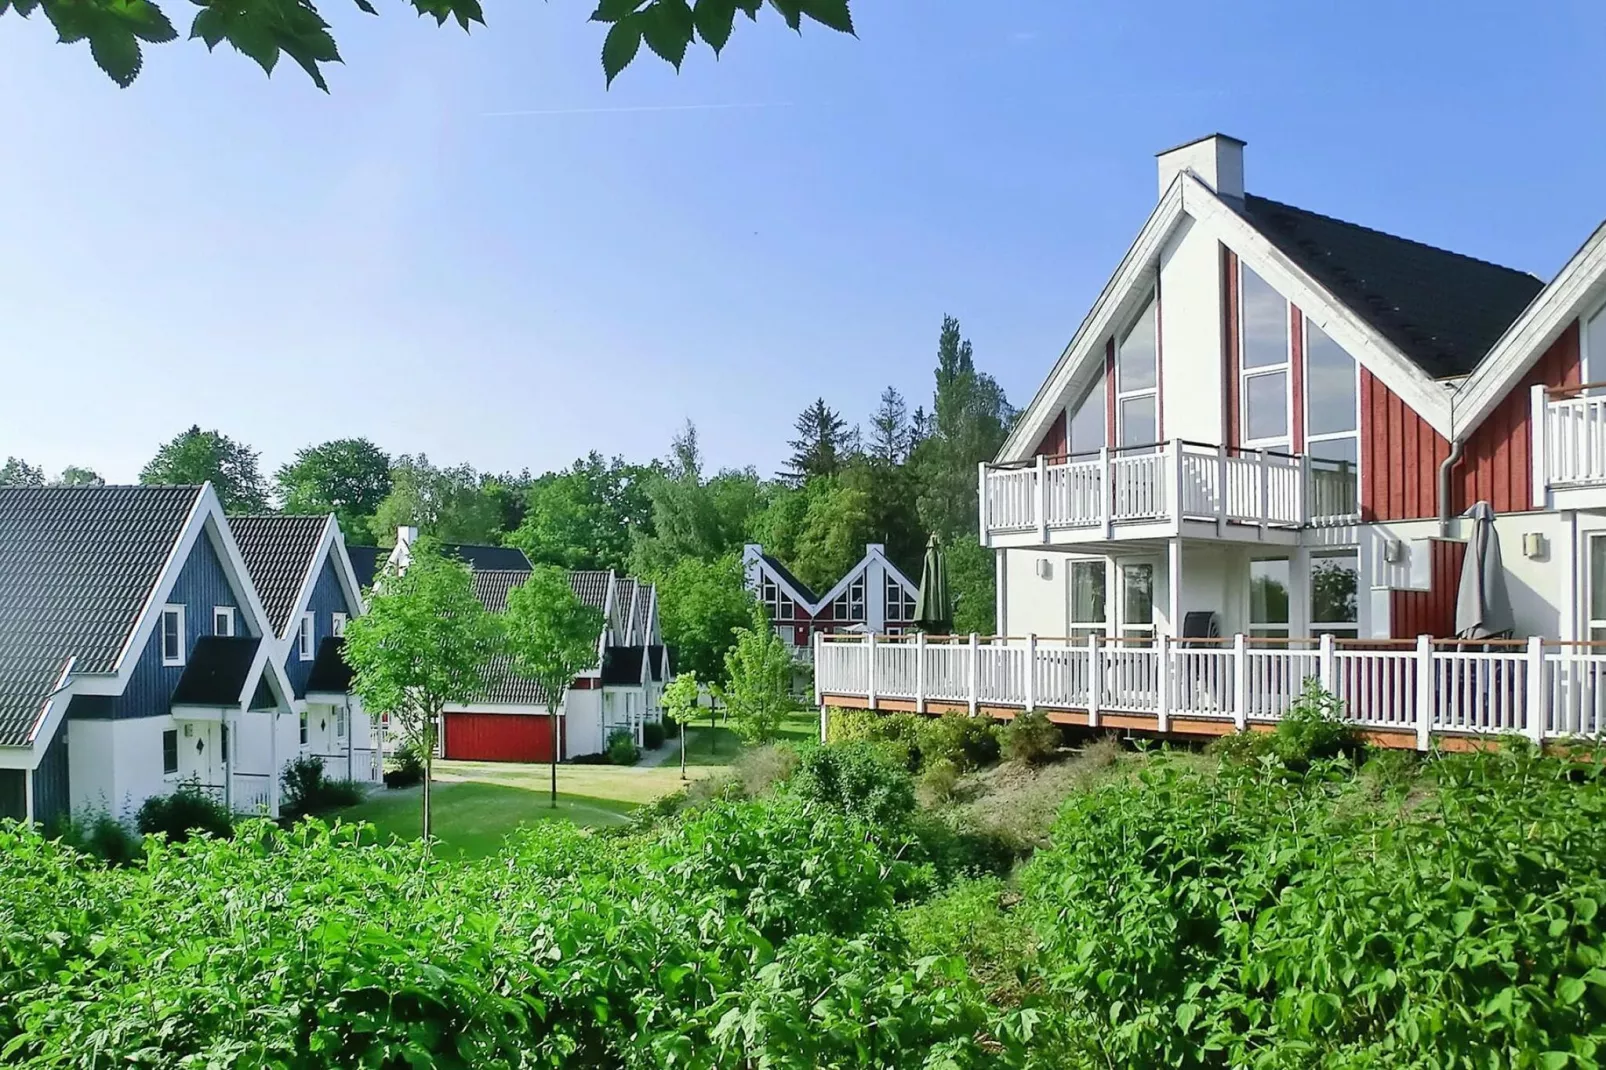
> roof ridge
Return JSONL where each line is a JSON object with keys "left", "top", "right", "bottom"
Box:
{"left": 1245, "top": 192, "right": 1542, "bottom": 282}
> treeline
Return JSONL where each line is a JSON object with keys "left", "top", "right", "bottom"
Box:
{"left": 1, "top": 316, "right": 1014, "bottom": 674}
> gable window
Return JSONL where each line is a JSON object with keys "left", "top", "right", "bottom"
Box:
{"left": 759, "top": 576, "right": 781, "bottom": 621}
{"left": 1067, "top": 369, "right": 1107, "bottom": 455}
{"left": 1311, "top": 552, "right": 1359, "bottom": 640}
{"left": 298, "top": 612, "right": 316, "bottom": 661}
{"left": 1115, "top": 295, "right": 1158, "bottom": 449}
{"left": 213, "top": 606, "right": 235, "bottom": 638}
{"left": 1240, "top": 265, "right": 1291, "bottom": 449}
{"left": 299, "top": 711, "right": 309, "bottom": 746}
{"left": 1249, "top": 559, "right": 1291, "bottom": 641}
{"left": 885, "top": 574, "right": 916, "bottom": 623}
{"left": 1585, "top": 304, "right": 1606, "bottom": 386}
{"left": 1069, "top": 560, "right": 1107, "bottom": 639}
{"left": 160, "top": 605, "right": 185, "bottom": 667}
{"left": 162, "top": 729, "right": 179, "bottom": 775}
{"left": 1305, "top": 322, "right": 1360, "bottom": 517}
{"left": 331, "top": 612, "right": 348, "bottom": 637}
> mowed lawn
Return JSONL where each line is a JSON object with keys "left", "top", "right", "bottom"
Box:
{"left": 337, "top": 710, "right": 820, "bottom": 859}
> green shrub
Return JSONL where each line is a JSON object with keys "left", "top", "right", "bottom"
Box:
{"left": 1271, "top": 678, "right": 1359, "bottom": 767}
{"left": 1000, "top": 710, "right": 1060, "bottom": 765}
{"left": 792, "top": 742, "right": 917, "bottom": 828}
{"left": 606, "top": 728, "right": 639, "bottom": 766}
{"left": 280, "top": 755, "right": 364, "bottom": 819}
{"left": 134, "top": 780, "right": 232, "bottom": 842}
{"left": 383, "top": 745, "right": 425, "bottom": 789}
{"left": 900, "top": 876, "right": 1033, "bottom": 1004}
{"left": 823, "top": 707, "right": 879, "bottom": 744}
{"left": 642, "top": 720, "right": 666, "bottom": 750}
{"left": 1206, "top": 726, "right": 1278, "bottom": 765}
{"left": 733, "top": 742, "right": 801, "bottom": 796}
{"left": 919, "top": 711, "right": 1000, "bottom": 772}
{"left": 56, "top": 812, "right": 141, "bottom": 867}
{"left": 918, "top": 756, "right": 962, "bottom": 804}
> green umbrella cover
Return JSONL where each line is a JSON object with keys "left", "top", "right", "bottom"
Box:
{"left": 913, "top": 533, "right": 953, "bottom": 635}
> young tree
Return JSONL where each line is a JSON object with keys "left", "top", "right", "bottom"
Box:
{"left": 342, "top": 539, "right": 500, "bottom": 843}
{"left": 718, "top": 604, "right": 797, "bottom": 744}
{"left": 3, "top": 0, "right": 855, "bottom": 91}
{"left": 369, "top": 455, "right": 502, "bottom": 546}
{"left": 502, "top": 566, "right": 606, "bottom": 809}
{"left": 0, "top": 457, "right": 45, "bottom": 486}
{"left": 791, "top": 478, "right": 876, "bottom": 592}
{"left": 661, "top": 670, "right": 701, "bottom": 781}
{"left": 869, "top": 386, "right": 911, "bottom": 464}
{"left": 509, "top": 453, "right": 656, "bottom": 573}
{"left": 654, "top": 554, "right": 756, "bottom": 682}
{"left": 55, "top": 466, "right": 104, "bottom": 487}
{"left": 140, "top": 426, "right": 269, "bottom": 512}
{"left": 913, "top": 315, "right": 1014, "bottom": 541}
{"left": 274, "top": 438, "right": 392, "bottom": 537}
{"left": 782, "top": 398, "right": 851, "bottom": 485}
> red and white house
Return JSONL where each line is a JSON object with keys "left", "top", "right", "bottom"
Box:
{"left": 817, "top": 134, "right": 1606, "bottom": 748}
{"left": 743, "top": 543, "right": 919, "bottom": 658}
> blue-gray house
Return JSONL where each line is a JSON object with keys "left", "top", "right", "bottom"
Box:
{"left": 0, "top": 484, "right": 295, "bottom": 826}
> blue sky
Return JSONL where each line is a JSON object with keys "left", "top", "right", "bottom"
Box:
{"left": 0, "top": 1, "right": 1601, "bottom": 485}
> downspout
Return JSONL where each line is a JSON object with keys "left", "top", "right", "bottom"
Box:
{"left": 1437, "top": 439, "right": 1465, "bottom": 538}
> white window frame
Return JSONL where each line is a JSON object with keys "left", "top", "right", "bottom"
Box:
{"left": 299, "top": 710, "right": 309, "bottom": 747}
{"left": 1302, "top": 320, "right": 1361, "bottom": 467}
{"left": 1118, "top": 562, "right": 1156, "bottom": 643}
{"left": 1066, "top": 369, "right": 1107, "bottom": 457}
{"left": 336, "top": 706, "right": 348, "bottom": 740}
{"left": 1239, "top": 264, "right": 1292, "bottom": 451}
{"left": 298, "top": 611, "right": 316, "bottom": 661}
{"left": 331, "top": 611, "right": 348, "bottom": 637}
{"left": 160, "top": 605, "right": 185, "bottom": 667}
{"left": 161, "top": 728, "right": 179, "bottom": 777}
{"left": 1114, "top": 293, "right": 1159, "bottom": 450}
{"left": 1584, "top": 301, "right": 1606, "bottom": 389}
{"left": 1249, "top": 558, "right": 1292, "bottom": 640}
{"left": 212, "top": 605, "right": 235, "bottom": 638}
{"left": 1067, "top": 559, "right": 1108, "bottom": 639}
{"left": 1309, "top": 550, "right": 1360, "bottom": 641}
{"left": 1588, "top": 533, "right": 1606, "bottom": 643}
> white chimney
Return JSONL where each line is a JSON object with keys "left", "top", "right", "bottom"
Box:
{"left": 1156, "top": 133, "right": 1245, "bottom": 200}
{"left": 397, "top": 525, "right": 418, "bottom": 547}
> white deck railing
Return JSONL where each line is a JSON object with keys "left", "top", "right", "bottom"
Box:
{"left": 982, "top": 440, "right": 1359, "bottom": 542}
{"left": 1535, "top": 384, "right": 1606, "bottom": 492}
{"left": 816, "top": 632, "right": 1606, "bottom": 748}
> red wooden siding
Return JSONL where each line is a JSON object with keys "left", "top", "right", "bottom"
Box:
{"left": 444, "top": 712, "right": 556, "bottom": 763}
{"left": 1034, "top": 410, "right": 1067, "bottom": 458}
{"left": 1454, "top": 321, "right": 1580, "bottom": 513}
{"left": 1222, "top": 247, "right": 1240, "bottom": 448}
{"left": 1389, "top": 539, "right": 1468, "bottom": 639}
{"left": 1360, "top": 369, "right": 1451, "bottom": 521}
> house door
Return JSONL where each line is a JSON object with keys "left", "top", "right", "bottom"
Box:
{"left": 1109, "top": 561, "right": 1157, "bottom": 709}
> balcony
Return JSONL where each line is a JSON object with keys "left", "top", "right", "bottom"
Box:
{"left": 1533, "top": 383, "right": 1606, "bottom": 508}
{"left": 815, "top": 633, "right": 1606, "bottom": 749}
{"left": 980, "top": 440, "right": 1360, "bottom": 547}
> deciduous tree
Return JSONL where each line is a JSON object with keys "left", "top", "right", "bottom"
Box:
{"left": 140, "top": 426, "right": 269, "bottom": 512}
{"left": 0, "top": 457, "right": 45, "bottom": 486}
{"left": 503, "top": 566, "right": 606, "bottom": 808}
{"left": 369, "top": 455, "right": 502, "bottom": 546}
{"left": 274, "top": 438, "right": 392, "bottom": 537}
{"left": 660, "top": 670, "right": 700, "bottom": 780}
{"left": 342, "top": 538, "right": 500, "bottom": 843}
{"left": 56, "top": 466, "right": 104, "bottom": 487}
{"left": 654, "top": 554, "right": 755, "bottom": 683}
{"left": 509, "top": 453, "right": 656, "bottom": 574}
{"left": 718, "top": 604, "right": 796, "bottom": 743}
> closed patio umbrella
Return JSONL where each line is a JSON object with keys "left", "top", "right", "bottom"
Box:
{"left": 1455, "top": 501, "right": 1515, "bottom": 641}
{"left": 913, "top": 533, "right": 953, "bottom": 635}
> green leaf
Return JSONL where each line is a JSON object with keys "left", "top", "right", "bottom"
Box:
{"left": 88, "top": 27, "right": 142, "bottom": 86}
{"left": 1452, "top": 909, "right": 1474, "bottom": 936}
{"left": 189, "top": 7, "right": 225, "bottom": 49}
{"left": 352, "top": 0, "right": 377, "bottom": 13}
{"left": 765, "top": 0, "right": 801, "bottom": 30}
{"left": 1559, "top": 976, "right": 1588, "bottom": 1004}
{"left": 799, "top": 0, "right": 852, "bottom": 33}
{"left": 590, "top": 0, "right": 643, "bottom": 21}
{"left": 692, "top": 0, "right": 736, "bottom": 53}
{"left": 641, "top": 0, "right": 693, "bottom": 68}
{"left": 600, "top": 15, "right": 641, "bottom": 84}
{"left": 1539, "top": 1054, "right": 1571, "bottom": 1070}
{"left": 1577, "top": 896, "right": 1599, "bottom": 924}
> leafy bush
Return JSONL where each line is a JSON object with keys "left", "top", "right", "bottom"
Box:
{"left": 568, "top": 750, "right": 614, "bottom": 766}
{"left": 134, "top": 780, "right": 232, "bottom": 842}
{"left": 825, "top": 709, "right": 926, "bottom": 770}
{"left": 900, "top": 876, "right": 1033, "bottom": 1005}
{"left": 642, "top": 720, "right": 666, "bottom": 750}
{"left": 606, "top": 728, "right": 639, "bottom": 766}
{"left": 1210, "top": 681, "right": 1360, "bottom": 772}
{"left": 792, "top": 742, "right": 917, "bottom": 827}
{"left": 920, "top": 711, "right": 1000, "bottom": 772}
{"left": 280, "top": 755, "right": 365, "bottom": 819}
{"left": 56, "top": 812, "right": 141, "bottom": 867}
{"left": 733, "top": 743, "right": 801, "bottom": 797}
{"left": 999, "top": 710, "right": 1059, "bottom": 765}
{"left": 383, "top": 746, "right": 425, "bottom": 789}
{"left": 918, "top": 756, "right": 962, "bottom": 804}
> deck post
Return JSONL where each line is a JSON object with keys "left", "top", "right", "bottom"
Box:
{"left": 866, "top": 632, "right": 877, "bottom": 712}
{"left": 1525, "top": 635, "right": 1545, "bottom": 743}
{"left": 813, "top": 631, "right": 823, "bottom": 706}
{"left": 1169, "top": 440, "right": 1184, "bottom": 532}
{"left": 968, "top": 633, "right": 980, "bottom": 716}
{"left": 1099, "top": 446, "right": 1113, "bottom": 539}
{"left": 1318, "top": 632, "right": 1336, "bottom": 693}
{"left": 915, "top": 632, "right": 927, "bottom": 715}
{"left": 1530, "top": 384, "right": 1548, "bottom": 509}
{"left": 977, "top": 462, "right": 989, "bottom": 544}
{"left": 1025, "top": 633, "right": 1038, "bottom": 712}
{"left": 1232, "top": 633, "right": 1248, "bottom": 730}
{"left": 1257, "top": 448, "right": 1270, "bottom": 536}
{"left": 1298, "top": 452, "right": 1311, "bottom": 526}
{"left": 1087, "top": 633, "right": 1102, "bottom": 728}
{"left": 1415, "top": 635, "right": 1433, "bottom": 751}
{"left": 268, "top": 709, "right": 280, "bottom": 818}
{"left": 1215, "top": 443, "right": 1228, "bottom": 535}
{"left": 1036, "top": 454, "right": 1049, "bottom": 543}
{"left": 1156, "top": 633, "right": 1171, "bottom": 733}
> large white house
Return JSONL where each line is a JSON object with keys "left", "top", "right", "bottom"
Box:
{"left": 817, "top": 135, "right": 1606, "bottom": 749}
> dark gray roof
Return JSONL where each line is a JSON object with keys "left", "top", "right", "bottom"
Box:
{"left": 171, "top": 637, "right": 261, "bottom": 706}
{"left": 0, "top": 485, "right": 203, "bottom": 746}
{"left": 610, "top": 577, "right": 638, "bottom": 643}
{"left": 346, "top": 545, "right": 384, "bottom": 590}
{"left": 442, "top": 543, "right": 531, "bottom": 572}
{"left": 761, "top": 554, "right": 817, "bottom": 605}
{"left": 1238, "top": 194, "right": 1545, "bottom": 379}
{"left": 305, "top": 637, "right": 354, "bottom": 694}
{"left": 228, "top": 515, "right": 327, "bottom": 637}
{"left": 602, "top": 645, "right": 647, "bottom": 687}
{"left": 648, "top": 643, "right": 671, "bottom": 682}
{"left": 630, "top": 583, "right": 656, "bottom": 644}
{"left": 468, "top": 569, "right": 607, "bottom": 708}
{"left": 570, "top": 570, "right": 611, "bottom": 611}
{"left": 472, "top": 569, "right": 529, "bottom": 614}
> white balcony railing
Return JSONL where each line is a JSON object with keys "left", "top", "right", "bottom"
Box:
{"left": 1534, "top": 383, "right": 1606, "bottom": 494}
{"left": 816, "top": 632, "right": 1606, "bottom": 748}
{"left": 981, "top": 440, "right": 1359, "bottom": 543}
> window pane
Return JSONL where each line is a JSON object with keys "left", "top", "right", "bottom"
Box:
{"left": 1117, "top": 297, "right": 1157, "bottom": 391}
{"left": 1068, "top": 371, "right": 1106, "bottom": 454}
{"left": 1588, "top": 307, "right": 1606, "bottom": 383}
{"left": 1119, "top": 396, "right": 1156, "bottom": 448}
{"left": 1309, "top": 436, "right": 1358, "bottom": 465}
{"left": 1245, "top": 372, "right": 1288, "bottom": 441}
{"left": 1312, "top": 553, "right": 1359, "bottom": 624}
{"left": 1070, "top": 561, "right": 1106, "bottom": 624}
{"left": 1592, "top": 537, "right": 1606, "bottom": 623}
{"left": 1121, "top": 564, "right": 1153, "bottom": 627}
{"left": 1306, "top": 323, "right": 1358, "bottom": 435}
{"left": 1250, "top": 559, "right": 1290, "bottom": 625}
{"left": 1241, "top": 266, "right": 1288, "bottom": 368}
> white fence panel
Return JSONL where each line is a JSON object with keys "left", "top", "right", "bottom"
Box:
{"left": 983, "top": 468, "right": 1037, "bottom": 532}
{"left": 1169, "top": 647, "right": 1233, "bottom": 718}
{"left": 1334, "top": 650, "right": 1418, "bottom": 730}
